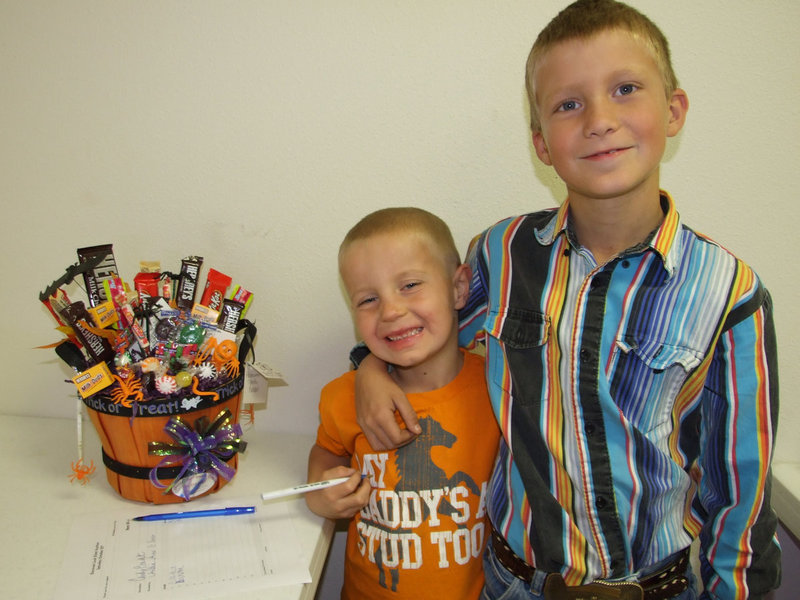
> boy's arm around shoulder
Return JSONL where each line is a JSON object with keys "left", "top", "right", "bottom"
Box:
{"left": 355, "top": 353, "right": 421, "bottom": 451}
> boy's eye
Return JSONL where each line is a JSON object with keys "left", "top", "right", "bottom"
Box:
{"left": 557, "top": 100, "right": 580, "bottom": 112}
{"left": 616, "top": 83, "right": 638, "bottom": 96}
{"left": 402, "top": 281, "right": 422, "bottom": 291}
{"left": 356, "top": 296, "right": 377, "bottom": 307}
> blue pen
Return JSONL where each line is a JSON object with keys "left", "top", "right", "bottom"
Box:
{"left": 133, "top": 506, "right": 255, "bottom": 522}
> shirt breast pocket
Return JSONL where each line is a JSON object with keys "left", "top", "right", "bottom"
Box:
{"left": 615, "top": 335, "right": 704, "bottom": 435}
{"left": 484, "top": 307, "right": 550, "bottom": 397}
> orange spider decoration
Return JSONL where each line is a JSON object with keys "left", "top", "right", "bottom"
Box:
{"left": 194, "top": 338, "right": 240, "bottom": 379}
{"left": 214, "top": 340, "right": 240, "bottom": 378}
{"left": 193, "top": 337, "right": 218, "bottom": 365}
{"left": 240, "top": 404, "right": 255, "bottom": 426}
{"left": 110, "top": 373, "right": 144, "bottom": 407}
{"left": 69, "top": 459, "right": 96, "bottom": 485}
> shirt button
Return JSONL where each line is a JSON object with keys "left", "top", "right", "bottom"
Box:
{"left": 585, "top": 423, "right": 596, "bottom": 436}
{"left": 580, "top": 348, "right": 591, "bottom": 362}
{"left": 596, "top": 496, "right": 608, "bottom": 509}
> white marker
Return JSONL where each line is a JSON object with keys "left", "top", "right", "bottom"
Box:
{"left": 260, "top": 476, "right": 353, "bottom": 501}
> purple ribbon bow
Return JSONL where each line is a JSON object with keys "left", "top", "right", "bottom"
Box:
{"left": 148, "top": 409, "right": 247, "bottom": 499}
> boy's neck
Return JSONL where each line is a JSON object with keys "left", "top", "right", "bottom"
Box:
{"left": 390, "top": 346, "right": 464, "bottom": 394}
{"left": 567, "top": 187, "right": 665, "bottom": 266}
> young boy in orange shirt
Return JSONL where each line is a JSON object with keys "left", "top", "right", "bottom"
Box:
{"left": 306, "top": 207, "right": 500, "bottom": 599}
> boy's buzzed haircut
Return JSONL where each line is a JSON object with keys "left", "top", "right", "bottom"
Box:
{"left": 525, "top": 0, "right": 679, "bottom": 132}
{"left": 340, "top": 207, "right": 461, "bottom": 271}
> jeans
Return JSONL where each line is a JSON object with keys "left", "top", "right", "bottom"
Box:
{"left": 480, "top": 539, "right": 699, "bottom": 600}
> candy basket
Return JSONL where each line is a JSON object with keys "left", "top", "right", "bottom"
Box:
{"left": 40, "top": 247, "right": 257, "bottom": 504}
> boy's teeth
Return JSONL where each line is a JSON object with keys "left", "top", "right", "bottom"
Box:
{"left": 388, "top": 328, "right": 422, "bottom": 341}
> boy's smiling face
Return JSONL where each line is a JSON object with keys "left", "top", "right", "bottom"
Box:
{"left": 531, "top": 28, "right": 687, "bottom": 206}
{"left": 340, "top": 231, "right": 468, "bottom": 389}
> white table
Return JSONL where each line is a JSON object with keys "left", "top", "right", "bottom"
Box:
{"left": 0, "top": 414, "right": 334, "bottom": 600}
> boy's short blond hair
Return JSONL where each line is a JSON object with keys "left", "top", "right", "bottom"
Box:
{"left": 525, "top": 0, "right": 679, "bottom": 133}
{"left": 339, "top": 207, "right": 460, "bottom": 272}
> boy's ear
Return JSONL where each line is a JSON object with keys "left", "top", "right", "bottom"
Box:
{"left": 666, "top": 88, "right": 689, "bottom": 137}
{"left": 531, "top": 130, "right": 553, "bottom": 166}
{"left": 452, "top": 264, "right": 471, "bottom": 310}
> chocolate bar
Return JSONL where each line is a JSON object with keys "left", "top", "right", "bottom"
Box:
{"left": 60, "top": 301, "right": 115, "bottom": 364}
{"left": 217, "top": 299, "right": 244, "bottom": 334}
{"left": 175, "top": 256, "right": 203, "bottom": 311}
{"left": 77, "top": 244, "right": 118, "bottom": 307}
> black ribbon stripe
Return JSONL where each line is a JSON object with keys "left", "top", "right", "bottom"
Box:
{"left": 102, "top": 448, "right": 235, "bottom": 480}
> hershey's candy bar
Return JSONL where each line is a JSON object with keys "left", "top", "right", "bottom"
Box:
{"left": 60, "top": 301, "right": 115, "bottom": 364}
{"left": 217, "top": 299, "right": 244, "bottom": 334}
{"left": 77, "top": 244, "right": 118, "bottom": 307}
{"left": 176, "top": 256, "right": 203, "bottom": 311}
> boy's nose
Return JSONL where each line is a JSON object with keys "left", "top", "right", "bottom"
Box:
{"left": 380, "top": 296, "right": 406, "bottom": 320}
{"left": 583, "top": 99, "right": 619, "bottom": 137}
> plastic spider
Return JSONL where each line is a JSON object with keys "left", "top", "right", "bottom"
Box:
{"left": 69, "top": 459, "right": 96, "bottom": 485}
{"left": 193, "top": 337, "right": 218, "bottom": 366}
{"left": 241, "top": 404, "right": 255, "bottom": 426}
{"left": 193, "top": 337, "right": 239, "bottom": 379}
{"left": 213, "top": 340, "right": 240, "bottom": 379}
{"left": 110, "top": 373, "right": 144, "bottom": 407}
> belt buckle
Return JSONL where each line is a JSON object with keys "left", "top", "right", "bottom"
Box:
{"left": 543, "top": 574, "right": 644, "bottom": 600}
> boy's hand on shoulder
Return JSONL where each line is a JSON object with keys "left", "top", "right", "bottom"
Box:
{"left": 304, "top": 467, "right": 370, "bottom": 520}
{"left": 355, "top": 354, "right": 421, "bottom": 450}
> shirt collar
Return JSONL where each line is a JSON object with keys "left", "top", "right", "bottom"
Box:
{"left": 534, "top": 190, "right": 683, "bottom": 277}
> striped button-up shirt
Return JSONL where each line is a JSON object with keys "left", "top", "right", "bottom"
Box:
{"left": 458, "top": 193, "right": 780, "bottom": 599}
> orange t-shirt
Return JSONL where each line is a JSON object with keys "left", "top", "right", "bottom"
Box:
{"left": 316, "top": 351, "right": 500, "bottom": 600}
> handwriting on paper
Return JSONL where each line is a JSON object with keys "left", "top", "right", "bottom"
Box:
{"left": 130, "top": 535, "right": 157, "bottom": 583}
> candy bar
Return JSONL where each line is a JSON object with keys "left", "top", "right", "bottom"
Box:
{"left": 88, "top": 300, "right": 119, "bottom": 329}
{"left": 77, "top": 244, "right": 118, "bottom": 307}
{"left": 60, "top": 301, "right": 115, "bottom": 364}
{"left": 134, "top": 272, "right": 161, "bottom": 298}
{"left": 229, "top": 285, "right": 254, "bottom": 318}
{"left": 139, "top": 260, "right": 160, "bottom": 273}
{"left": 175, "top": 256, "right": 203, "bottom": 310}
{"left": 217, "top": 299, "right": 244, "bottom": 334}
{"left": 200, "top": 268, "right": 232, "bottom": 311}
{"left": 72, "top": 362, "right": 114, "bottom": 398}
{"left": 190, "top": 303, "right": 220, "bottom": 325}
{"left": 43, "top": 288, "right": 72, "bottom": 328}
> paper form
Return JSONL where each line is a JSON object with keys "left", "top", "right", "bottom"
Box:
{"left": 53, "top": 498, "right": 311, "bottom": 599}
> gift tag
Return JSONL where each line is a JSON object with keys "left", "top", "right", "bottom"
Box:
{"left": 249, "top": 361, "right": 286, "bottom": 383}
{"left": 243, "top": 362, "right": 271, "bottom": 407}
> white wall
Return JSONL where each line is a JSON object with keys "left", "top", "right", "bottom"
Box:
{"left": 2, "top": 0, "right": 798, "bottom": 470}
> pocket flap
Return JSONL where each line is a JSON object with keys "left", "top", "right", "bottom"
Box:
{"left": 617, "top": 336, "right": 703, "bottom": 372}
{"left": 486, "top": 308, "right": 550, "bottom": 349}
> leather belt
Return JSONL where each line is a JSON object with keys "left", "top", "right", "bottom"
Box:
{"left": 490, "top": 529, "right": 690, "bottom": 600}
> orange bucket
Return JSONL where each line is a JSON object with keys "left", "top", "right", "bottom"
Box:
{"left": 83, "top": 372, "right": 245, "bottom": 504}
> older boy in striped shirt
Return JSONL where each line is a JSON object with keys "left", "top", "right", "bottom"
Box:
{"left": 354, "top": 1, "right": 781, "bottom": 599}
